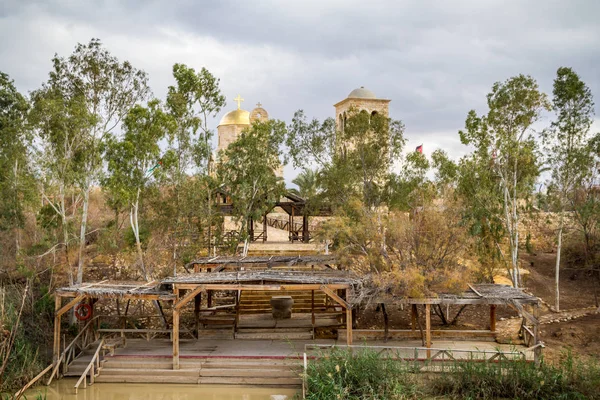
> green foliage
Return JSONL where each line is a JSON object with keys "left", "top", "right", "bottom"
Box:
{"left": 386, "top": 151, "right": 433, "bottom": 211}
{"left": 291, "top": 169, "right": 320, "bottom": 199}
{"left": 166, "top": 63, "right": 226, "bottom": 174}
{"left": 306, "top": 350, "right": 600, "bottom": 400}
{"left": 431, "top": 353, "right": 600, "bottom": 400}
{"left": 124, "top": 224, "right": 150, "bottom": 249}
{"left": 217, "top": 120, "right": 287, "bottom": 244}
{"left": 0, "top": 71, "right": 34, "bottom": 236}
{"left": 287, "top": 109, "right": 405, "bottom": 209}
{"left": 456, "top": 74, "right": 550, "bottom": 286}
{"left": 305, "top": 348, "right": 420, "bottom": 400}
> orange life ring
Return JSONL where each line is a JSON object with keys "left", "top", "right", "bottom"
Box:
{"left": 74, "top": 303, "right": 92, "bottom": 321}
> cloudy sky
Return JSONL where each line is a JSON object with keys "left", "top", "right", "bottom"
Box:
{"left": 1, "top": 0, "right": 599, "bottom": 180}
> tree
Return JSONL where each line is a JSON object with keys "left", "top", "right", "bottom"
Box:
{"left": 459, "top": 75, "right": 550, "bottom": 287}
{"left": 0, "top": 72, "right": 31, "bottom": 263}
{"left": 30, "top": 75, "right": 92, "bottom": 285}
{"left": 287, "top": 109, "right": 405, "bottom": 210}
{"left": 46, "top": 38, "right": 150, "bottom": 285}
{"left": 165, "top": 64, "right": 225, "bottom": 259}
{"left": 542, "top": 67, "right": 595, "bottom": 311}
{"left": 217, "top": 120, "right": 287, "bottom": 255}
{"left": 386, "top": 150, "right": 433, "bottom": 211}
{"left": 103, "top": 99, "right": 173, "bottom": 279}
{"left": 291, "top": 169, "right": 320, "bottom": 199}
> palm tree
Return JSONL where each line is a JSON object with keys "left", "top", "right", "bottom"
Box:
{"left": 291, "top": 169, "right": 320, "bottom": 199}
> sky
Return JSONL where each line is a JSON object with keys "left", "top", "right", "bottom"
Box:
{"left": 1, "top": 0, "right": 599, "bottom": 182}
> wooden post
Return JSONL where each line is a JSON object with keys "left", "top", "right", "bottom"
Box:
{"left": 194, "top": 293, "right": 201, "bottom": 338}
{"left": 346, "top": 288, "right": 352, "bottom": 345}
{"left": 288, "top": 212, "right": 292, "bottom": 242}
{"left": 263, "top": 214, "right": 267, "bottom": 242}
{"left": 533, "top": 303, "right": 541, "bottom": 366}
{"left": 207, "top": 290, "right": 212, "bottom": 309}
{"left": 311, "top": 290, "right": 315, "bottom": 327}
{"left": 425, "top": 304, "right": 431, "bottom": 359}
{"left": 53, "top": 294, "right": 61, "bottom": 362}
{"left": 291, "top": 206, "right": 295, "bottom": 242}
{"left": 490, "top": 304, "right": 497, "bottom": 332}
{"left": 172, "top": 308, "right": 180, "bottom": 370}
{"left": 411, "top": 304, "right": 417, "bottom": 331}
{"left": 302, "top": 215, "right": 309, "bottom": 243}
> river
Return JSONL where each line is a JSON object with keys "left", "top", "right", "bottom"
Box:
{"left": 24, "top": 379, "right": 299, "bottom": 399}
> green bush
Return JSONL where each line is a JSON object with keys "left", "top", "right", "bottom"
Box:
{"left": 304, "top": 349, "right": 600, "bottom": 400}
{"left": 304, "top": 347, "right": 420, "bottom": 400}
{"left": 430, "top": 353, "right": 600, "bottom": 400}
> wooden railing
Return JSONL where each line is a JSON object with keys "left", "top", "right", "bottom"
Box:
{"left": 74, "top": 338, "right": 104, "bottom": 393}
{"left": 301, "top": 344, "right": 531, "bottom": 396}
{"left": 14, "top": 363, "right": 54, "bottom": 399}
{"left": 46, "top": 315, "right": 100, "bottom": 385}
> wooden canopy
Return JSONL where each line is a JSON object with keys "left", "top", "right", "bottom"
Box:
{"left": 185, "top": 255, "right": 339, "bottom": 272}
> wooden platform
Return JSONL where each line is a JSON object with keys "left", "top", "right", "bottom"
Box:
{"left": 72, "top": 337, "right": 535, "bottom": 386}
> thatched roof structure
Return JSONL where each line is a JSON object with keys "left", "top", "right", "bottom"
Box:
{"left": 186, "top": 255, "right": 338, "bottom": 270}
{"left": 402, "top": 284, "right": 539, "bottom": 306}
{"left": 57, "top": 281, "right": 175, "bottom": 300}
{"left": 163, "top": 270, "right": 360, "bottom": 286}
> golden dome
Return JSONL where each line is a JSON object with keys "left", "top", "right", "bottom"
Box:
{"left": 218, "top": 109, "right": 250, "bottom": 126}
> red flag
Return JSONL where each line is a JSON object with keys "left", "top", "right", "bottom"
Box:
{"left": 415, "top": 144, "right": 423, "bottom": 154}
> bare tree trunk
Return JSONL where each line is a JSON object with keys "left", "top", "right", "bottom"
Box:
{"left": 13, "top": 158, "right": 20, "bottom": 258}
{"left": 555, "top": 212, "right": 564, "bottom": 311}
{"left": 130, "top": 189, "right": 148, "bottom": 281}
{"left": 76, "top": 185, "right": 90, "bottom": 285}
{"left": 59, "top": 183, "right": 73, "bottom": 286}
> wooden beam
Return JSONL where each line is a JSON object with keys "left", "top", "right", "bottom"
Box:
{"left": 320, "top": 285, "right": 350, "bottom": 309}
{"left": 194, "top": 293, "right": 201, "bottom": 338}
{"left": 173, "top": 283, "right": 350, "bottom": 291}
{"left": 425, "top": 304, "right": 431, "bottom": 358}
{"left": 53, "top": 294, "right": 61, "bottom": 362}
{"left": 411, "top": 304, "right": 417, "bottom": 331}
{"left": 490, "top": 304, "right": 496, "bottom": 332}
{"left": 175, "top": 285, "right": 205, "bottom": 310}
{"left": 311, "top": 290, "right": 315, "bottom": 327}
{"left": 57, "top": 295, "right": 85, "bottom": 317}
{"left": 346, "top": 288, "right": 353, "bottom": 345}
{"left": 172, "top": 308, "right": 180, "bottom": 370}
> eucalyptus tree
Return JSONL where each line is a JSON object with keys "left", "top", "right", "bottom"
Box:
{"left": 542, "top": 67, "right": 595, "bottom": 310}
{"left": 287, "top": 110, "right": 405, "bottom": 210}
{"left": 459, "top": 74, "right": 550, "bottom": 287}
{"left": 103, "top": 100, "right": 173, "bottom": 279}
{"left": 217, "top": 120, "right": 287, "bottom": 256}
{"left": 30, "top": 73, "right": 92, "bottom": 285}
{"left": 165, "top": 64, "right": 225, "bottom": 258}
{"left": 0, "top": 72, "right": 31, "bottom": 261}
{"left": 45, "top": 38, "right": 150, "bottom": 285}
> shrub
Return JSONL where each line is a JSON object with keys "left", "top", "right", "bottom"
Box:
{"left": 304, "top": 347, "right": 420, "bottom": 400}
{"left": 430, "top": 353, "right": 600, "bottom": 400}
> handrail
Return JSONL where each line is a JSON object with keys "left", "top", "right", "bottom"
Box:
{"left": 47, "top": 315, "right": 100, "bottom": 385}
{"left": 302, "top": 344, "right": 532, "bottom": 399}
{"left": 74, "top": 338, "right": 104, "bottom": 393}
{"left": 14, "top": 363, "right": 54, "bottom": 399}
{"left": 304, "top": 343, "right": 526, "bottom": 357}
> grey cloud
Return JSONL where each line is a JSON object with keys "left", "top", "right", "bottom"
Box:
{"left": 1, "top": 0, "right": 599, "bottom": 176}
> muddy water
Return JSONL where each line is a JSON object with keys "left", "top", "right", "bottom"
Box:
{"left": 25, "top": 379, "right": 298, "bottom": 399}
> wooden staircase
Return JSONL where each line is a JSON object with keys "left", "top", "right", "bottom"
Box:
{"left": 238, "top": 290, "right": 327, "bottom": 314}
{"left": 94, "top": 355, "right": 302, "bottom": 386}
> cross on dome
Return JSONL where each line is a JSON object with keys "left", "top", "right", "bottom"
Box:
{"left": 234, "top": 94, "right": 244, "bottom": 109}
